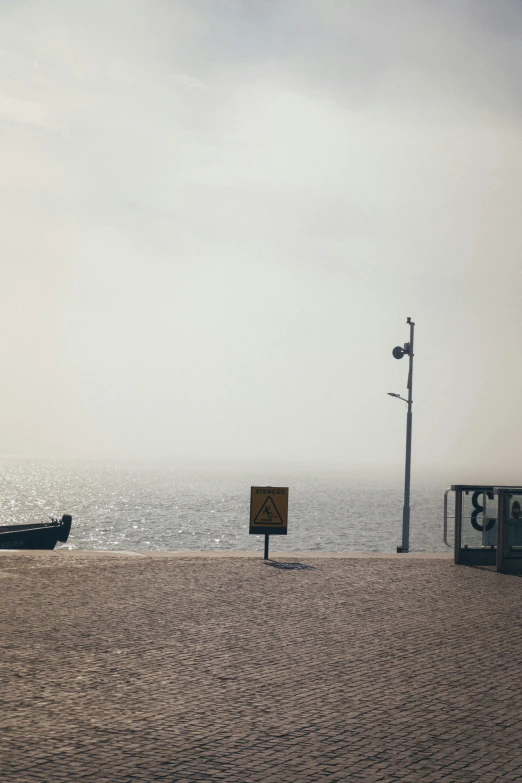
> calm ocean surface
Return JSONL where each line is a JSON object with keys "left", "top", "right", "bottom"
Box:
{"left": 0, "top": 458, "right": 451, "bottom": 553}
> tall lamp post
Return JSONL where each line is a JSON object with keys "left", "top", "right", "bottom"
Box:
{"left": 388, "top": 317, "right": 415, "bottom": 554}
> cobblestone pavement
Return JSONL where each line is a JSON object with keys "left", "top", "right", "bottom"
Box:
{"left": 1, "top": 553, "right": 522, "bottom": 782}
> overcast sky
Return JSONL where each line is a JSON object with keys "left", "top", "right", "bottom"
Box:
{"left": 0, "top": 0, "right": 521, "bottom": 481}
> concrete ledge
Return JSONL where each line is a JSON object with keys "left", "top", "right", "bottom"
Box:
{"left": 0, "top": 548, "right": 453, "bottom": 559}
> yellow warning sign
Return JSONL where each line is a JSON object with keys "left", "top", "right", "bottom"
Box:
{"left": 249, "top": 487, "right": 288, "bottom": 535}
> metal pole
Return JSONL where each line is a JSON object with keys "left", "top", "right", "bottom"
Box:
{"left": 454, "top": 488, "right": 462, "bottom": 564}
{"left": 398, "top": 318, "right": 414, "bottom": 553}
{"left": 264, "top": 534, "right": 270, "bottom": 560}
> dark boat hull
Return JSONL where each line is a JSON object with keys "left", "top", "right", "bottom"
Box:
{"left": 0, "top": 515, "right": 72, "bottom": 550}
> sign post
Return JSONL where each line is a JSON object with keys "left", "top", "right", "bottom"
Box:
{"left": 249, "top": 487, "right": 289, "bottom": 559}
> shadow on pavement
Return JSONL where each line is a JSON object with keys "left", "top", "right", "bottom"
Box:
{"left": 263, "top": 561, "right": 316, "bottom": 571}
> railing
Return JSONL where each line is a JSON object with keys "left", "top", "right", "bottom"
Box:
{"left": 443, "top": 487, "right": 453, "bottom": 548}
{"left": 447, "top": 485, "right": 522, "bottom": 572}
{"left": 447, "top": 485, "right": 498, "bottom": 566}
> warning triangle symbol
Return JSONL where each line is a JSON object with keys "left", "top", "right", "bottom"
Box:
{"left": 254, "top": 496, "right": 284, "bottom": 525}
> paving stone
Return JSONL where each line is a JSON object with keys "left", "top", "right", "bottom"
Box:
{"left": 1, "top": 553, "right": 521, "bottom": 781}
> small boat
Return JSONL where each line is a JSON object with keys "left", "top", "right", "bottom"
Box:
{"left": 0, "top": 515, "right": 72, "bottom": 550}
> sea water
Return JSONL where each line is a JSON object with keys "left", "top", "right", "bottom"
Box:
{"left": 0, "top": 458, "right": 451, "bottom": 553}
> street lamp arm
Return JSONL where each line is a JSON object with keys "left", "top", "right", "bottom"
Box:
{"left": 387, "top": 393, "right": 409, "bottom": 404}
